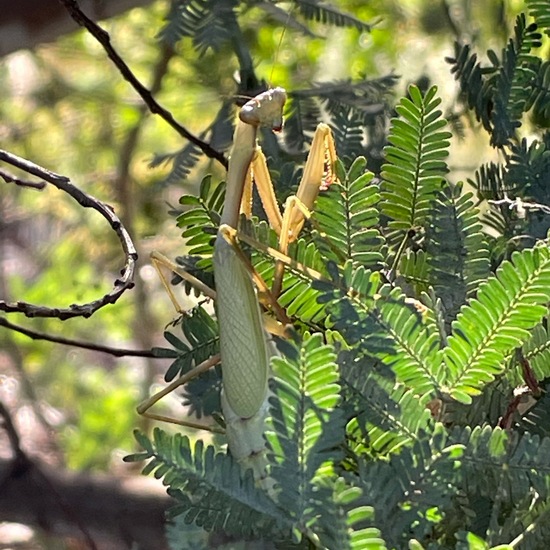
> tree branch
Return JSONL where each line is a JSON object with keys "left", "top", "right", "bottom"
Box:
{"left": 0, "top": 168, "right": 47, "bottom": 190}
{"left": 58, "top": 0, "right": 228, "bottom": 169}
{"left": 0, "top": 317, "right": 157, "bottom": 357}
{"left": 0, "top": 149, "right": 137, "bottom": 319}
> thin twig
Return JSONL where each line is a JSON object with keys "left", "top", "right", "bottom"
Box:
{"left": 0, "top": 317, "right": 157, "bottom": 357}
{"left": 0, "top": 168, "right": 47, "bottom": 190}
{"left": 489, "top": 195, "right": 550, "bottom": 216}
{"left": 58, "top": 0, "right": 228, "bottom": 169}
{"left": 0, "top": 149, "right": 137, "bottom": 319}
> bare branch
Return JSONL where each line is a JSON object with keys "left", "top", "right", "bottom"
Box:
{"left": 0, "top": 168, "right": 47, "bottom": 190}
{"left": 0, "top": 149, "right": 137, "bottom": 319}
{"left": 58, "top": 0, "right": 228, "bottom": 169}
{"left": 0, "top": 317, "right": 157, "bottom": 357}
{"left": 488, "top": 195, "right": 550, "bottom": 216}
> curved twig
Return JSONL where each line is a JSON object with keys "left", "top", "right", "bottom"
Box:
{"left": 0, "top": 149, "right": 137, "bottom": 319}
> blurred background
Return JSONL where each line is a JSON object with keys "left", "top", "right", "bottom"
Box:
{"left": 0, "top": 0, "right": 527, "bottom": 547}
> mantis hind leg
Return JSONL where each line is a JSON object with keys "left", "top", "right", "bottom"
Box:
{"left": 137, "top": 252, "right": 221, "bottom": 432}
{"left": 150, "top": 250, "right": 216, "bottom": 313}
{"left": 136, "top": 354, "right": 224, "bottom": 433}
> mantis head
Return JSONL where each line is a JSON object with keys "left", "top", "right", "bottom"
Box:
{"left": 239, "top": 87, "right": 287, "bottom": 132}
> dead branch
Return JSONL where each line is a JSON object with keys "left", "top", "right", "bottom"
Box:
{"left": 0, "top": 149, "right": 137, "bottom": 319}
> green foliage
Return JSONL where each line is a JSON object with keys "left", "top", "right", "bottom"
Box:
{"left": 5, "top": 0, "right": 550, "bottom": 547}
{"left": 154, "top": 306, "right": 221, "bottom": 418}
{"left": 448, "top": 14, "right": 543, "bottom": 147}
{"left": 293, "top": 0, "right": 373, "bottom": 31}
{"left": 380, "top": 85, "right": 450, "bottom": 236}
{"left": 313, "top": 157, "right": 384, "bottom": 270}
{"left": 425, "top": 183, "right": 491, "bottom": 322}
{"left": 126, "top": 428, "right": 290, "bottom": 539}
{"left": 526, "top": 0, "right": 550, "bottom": 36}
{"left": 443, "top": 246, "right": 550, "bottom": 403}
{"left": 285, "top": 77, "right": 397, "bottom": 163}
{"left": 129, "top": 336, "right": 383, "bottom": 549}
{"left": 125, "top": 3, "right": 550, "bottom": 548}
{"left": 159, "top": 0, "right": 239, "bottom": 56}
{"left": 153, "top": 0, "right": 394, "bottom": 186}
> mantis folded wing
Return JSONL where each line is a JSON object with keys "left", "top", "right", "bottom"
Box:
{"left": 215, "top": 88, "right": 285, "bottom": 482}
{"left": 216, "top": 87, "right": 338, "bottom": 484}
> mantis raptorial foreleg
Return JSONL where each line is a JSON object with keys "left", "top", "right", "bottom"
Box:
{"left": 138, "top": 86, "right": 338, "bottom": 488}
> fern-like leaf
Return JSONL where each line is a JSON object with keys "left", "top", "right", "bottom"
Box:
{"left": 314, "top": 262, "right": 387, "bottom": 351}
{"left": 328, "top": 105, "right": 366, "bottom": 159}
{"left": 531, "top": 60, "right": 550, "bottom": 120}
{"left": 247, "top": 220, "right": 330, "bottom": 325}
{"left": 317, "top": 269, "right": 442, "bottom": 397}
{"left": 443, "top": 246, "right": 550, "bottom": 404}
{"left": 159, "top": 0, "right": 237, "bottom": 56}
{"left": 266, "top": 334, "right": 346, "bottom": 535}
{"left": 285, "top": 77, "right": 396, "bottom": 155}
{"left": 150, "top": 141, "right": 204, "bottom": 186}
{"left": 447, "top": 42, "right": 495, "bottom": 132}
{"left": 125, "top": 429, "right": 290, "bottom": 539}
{"left": 284, "top": 95, "right": 322, "bottom": 152}
{"left": 380, "top": 85, "right": 450, "bottom": 235}
{"left": 514, "top": 384, "right": 550, "bottom": 440}
{"left": 313, "top": 479, "right": 387, "bottom": 550}
{"left": 447, "top": 16, "right": 543, "bottom": 147}
{"left": 155, "top": 306, "right": 219, "bottom": 383}
{"left": 426, "top": 183, "right": 491, "bottom": 323}
{"left": 498, "top": 494, "right": 550, "bottom": 550}
{"left": 151, "top": 307, "right": 221, "bottom": 419}
{"left": 343, "top": 361, "right": 433, "bottom": 458}
{"left": 397, "top": 249, "right": 431, "bottom": 293}
{"left": 375, "top": 286, "right": 443, "bottom": 396}
{"left": 517, "top": 320, "right": 550, "bottom": 384}
{"left": 313, "top": 157, "right": 384, "bottom": 270}
{"left": 358, "top": 425, "right": 459, "bottom": 546}
{"left": 452, "top": 425, "right": 550, "bottom": 504}
{"left": 490, "top": 14, "right": 542, "bottom": 146}
{"left": 177, "top": 175, "right": 224, "bottom": 271}
{"left": 507, "top": 138, "right": 550, "bottom": 203}
{"left": 294, "top": 0, "right": 373, "bottom": 31}
{"left": 526, "top": 0, "right": 550, "bottom": 37}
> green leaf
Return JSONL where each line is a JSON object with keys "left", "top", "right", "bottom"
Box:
{"left": 443, "top": 246, "right": 550, "bottom": 400}
{"left": 380, "top": 85, "right": 449, "bottom": 253}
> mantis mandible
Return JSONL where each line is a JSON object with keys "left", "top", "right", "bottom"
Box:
{"left": 139, "top": 86, "right": 338, "bottom": 487}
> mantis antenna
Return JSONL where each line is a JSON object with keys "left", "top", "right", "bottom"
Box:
{"left": 268, "top": 1, "right": 296, "bottom": 86}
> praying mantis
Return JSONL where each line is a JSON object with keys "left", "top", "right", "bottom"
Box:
{"left": 138, "top": 85, "right": 338, "bottom": 487}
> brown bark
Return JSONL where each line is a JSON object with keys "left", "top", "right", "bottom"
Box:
{"left": 0, "top": 456, "right": 171, "bottom": 549}
{"left": 0, "top": 0, "right": 155, "bottom": 56}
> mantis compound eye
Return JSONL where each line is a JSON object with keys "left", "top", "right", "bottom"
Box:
{"left": 240, "top": 87, "right": 287, "bottom": 131}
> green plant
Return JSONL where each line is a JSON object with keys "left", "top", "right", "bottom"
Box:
{"left": 126, "top": 3, "right": 550, "bottom": 549}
